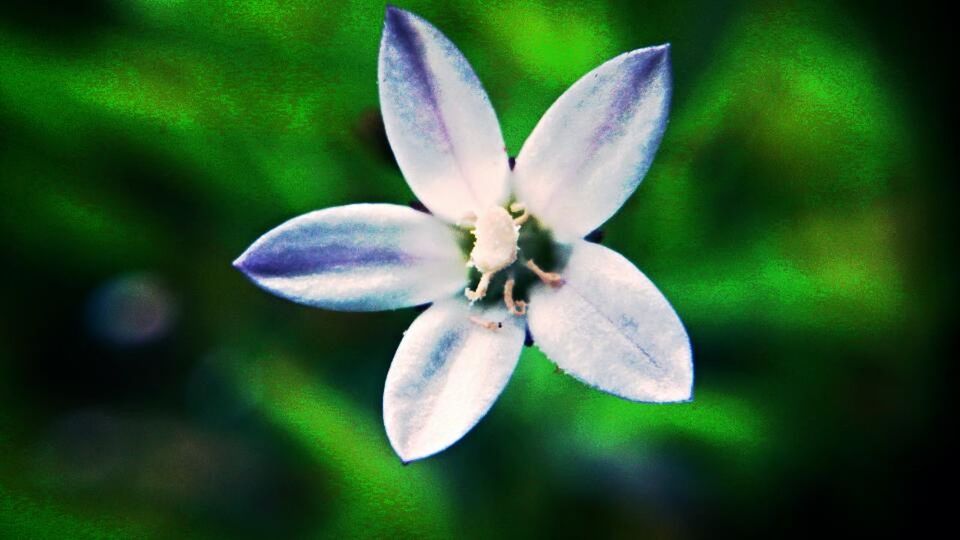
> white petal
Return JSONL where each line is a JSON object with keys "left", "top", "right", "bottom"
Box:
{"left": 379, "top": 6, "right": 510, "bottom": 223}
{"left": 514, "top": 45, "right": 672, "bottom": 240}
{"left": 384, "top": 298, "right": 525, "bottom": 462}
{"left": 527, "top": 241, "right": 692, "bottom": 402}
{"left": 234, "top": 204, "right": 465, "bottom": 311}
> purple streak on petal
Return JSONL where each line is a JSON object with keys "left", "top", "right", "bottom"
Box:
{"left": 558, "top": 46, "right": 670, "bottom": 201}
{"left": 416, "top": 331, "right": 460, "bottom": 388}
{"left": 589, "top": 49, "right": 666, "bottom": 154}
{"left": 383, "top": 299, "right": 525, "bottom": 462}
{"left": 378, "top": 7, "right": 509, "bottom": 222}
{"left": 384, "top": 7, "right": 447, "bottom": 143}
{"left": 233, "top": 204, "right": 467, "bottom": 312}
{"left": 526, "top": 241, "right": 692, "bottom": 403}
{"left": 237, "top": 244, "right": 413, "bottom": 278}
{"left": 513, "top": 44, "right": 672, "bottom": 240}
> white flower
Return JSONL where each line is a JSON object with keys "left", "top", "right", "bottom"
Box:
{"left": 234, "top": 6, "right": 692, "bottom": 463}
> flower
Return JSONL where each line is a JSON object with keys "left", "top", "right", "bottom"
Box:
{"left": 234, "top": 6, "right": 692, "bottom": 463}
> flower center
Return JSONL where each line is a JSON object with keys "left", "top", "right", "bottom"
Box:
{"left": 461, "top": 203, "right": 565, "bottom": 321}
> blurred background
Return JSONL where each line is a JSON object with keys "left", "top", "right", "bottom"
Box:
{"left": 1, "top": 0, "right": 952, "bottom": 537}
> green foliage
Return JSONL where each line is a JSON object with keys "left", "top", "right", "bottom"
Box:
{"left": 0, "top": 0, "right": 945, "bottom": 536}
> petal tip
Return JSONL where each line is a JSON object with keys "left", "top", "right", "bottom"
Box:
{"left": 667, "top": 368, "right": 695, "bottom": 403}
{"left": 658, "top": 43, "right": 672, "bottom": 64}
{"left": 631, "top": 42, "right": 671, "bottom": 65}
{"left": 397, "top": 453, "right": 420, "bottom": 465}
{"left": 231, "top": 251, "right": 248, "bottom": 272}
{"left": 659, "top": 348, "right": 694, "bottom": 403}
{"left": 383, "top": 4, "right": 413, "bottom": 26}
{"left": 382, "top": 5, "right": 411, "bottom": 44}
{"left": 387, "top": 435, "right": 436, "bottom": 464}
{"left": 385, "top": 411, "right": 461, "bottom": 462}
{"left": 621, "top": 43, "right": 671, "bottom": 73}
{"left": 672, "top": 381, "right": 694, "bottom": 403}
{"left": 619, "top": 381, "right": 693, "bottom": 404}
{"left": 232, "top": 244, "right": 259, "bottom": 276}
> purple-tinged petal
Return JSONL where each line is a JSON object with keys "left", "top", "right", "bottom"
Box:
{"left": 234, "top": 204, "right": 465, "bottom": 312}
{"left": 379, "top": 6, "right": 510, "bottom": 223}
{"left": 527, "top": 241, "right": 692, "bottom": 402}
{"left": 384, "top": 298, "right": 524, "bottom": 462}
{"left": 514, "top": 45, "right": 672, "bottom": 240}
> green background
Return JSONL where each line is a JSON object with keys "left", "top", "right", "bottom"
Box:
{"left": 1, "top": 0, "right": 950, "bottom": 537}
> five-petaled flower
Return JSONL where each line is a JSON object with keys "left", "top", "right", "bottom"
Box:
{"left": 234, "top": 6, "right": 693, "bottom": 463}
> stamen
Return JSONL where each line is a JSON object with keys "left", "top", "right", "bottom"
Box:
{"left": 458, "top": 212, "right": 478, "bottom": 229}
{"left": 503, "top": 278, "right": 527, "bottom": 316}
{"left": 525, "top": 259, "right": 564, "bottom": 288}
{"left": 510, "top": 202, "right": 530, "bottom": 226}
{"left": 464, "top": 272, "right": 493, "bottom": 302}
{"left": 470, "top": 316, "right": 502, "bottom": 331}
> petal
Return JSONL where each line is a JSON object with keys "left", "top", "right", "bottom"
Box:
{"left": 527, "top": 241, "right": 692, "bottom": 402}
{"left": 234, "top": 204, "right": 465, "bottom": 311}
{"left": 513, "top": 45, "right": 672, "bottom": 240}
{"left": 379, "top": 6, "right": 510, "bottom": 223}
{"left": 383, "top": 298, "right": 524, "bottom": 462}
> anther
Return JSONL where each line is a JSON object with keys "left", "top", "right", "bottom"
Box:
{"left": 510, "top": 202, "right": 530, "bottom": 226}
{"left": 470, "top": 316, "right": 501, "bottom": 330}
{"left": 525, "top": 259, "right": 564, "bottom": 288}
{"left": 458, "top": 212, "right": 478, "bottom": 229}
{"left": 465, "top": 272, "right": 493, "bottom": 302}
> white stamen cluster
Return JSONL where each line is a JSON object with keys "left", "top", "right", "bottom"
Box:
{"left": 469, "top": 206, "right": 519, "bottom": 274}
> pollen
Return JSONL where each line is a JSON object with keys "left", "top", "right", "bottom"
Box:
{"left": 464, "top": 205, "right": 521, "bottom": 303}
{"left": 469, "top": 206, "right": 519, "bottom": 274}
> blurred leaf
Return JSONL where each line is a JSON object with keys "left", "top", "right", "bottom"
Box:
{"left": 505, "top": 347, "right": 768, "bottom": 457}
{"left": 616, "top": 1, "right": 909, "bottom": 337}
{"left": 0, "top": 484, "right": 149, "bottom": 540}
{"left": 223, "top": 355, "right": 455, "bottom": 537}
